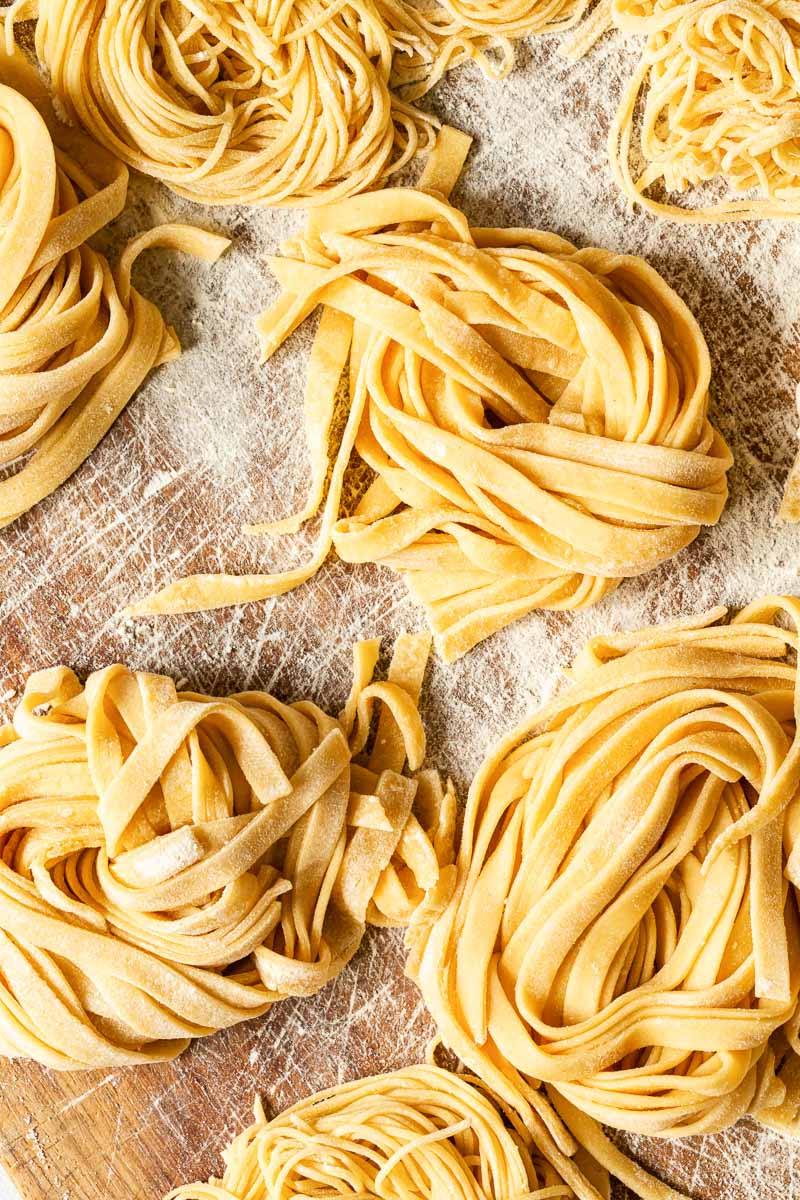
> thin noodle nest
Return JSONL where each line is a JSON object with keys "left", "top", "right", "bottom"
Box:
{"left": 164, "top": 1063, "right": 681, "bottom": 1200}
{"left": 409, "top": 597, "right": 800, "bottom": 1177}
{"left": 609, "top": 0, "right": 800, "bottom": 221}
{"left": 6, "top": 0, "right": 611, "bottom": 207}
{"left": 6, "top": 0, "right": 437, "bottom": 206}
{"left": 0, "top": 635, "right": 456, "bottom": 1068}
{"left": 165, "top": 1066, "right": 576, "bottom": 1200}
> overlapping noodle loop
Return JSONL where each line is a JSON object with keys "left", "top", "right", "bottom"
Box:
{"left": 127, "top": 141, "right": 731, "bottom": 661}
{"left": 410, "top": 598, "right": 800, "bottom": 1185}
{"left": 164, "top": 1063, "right": 674, "bottom": 1200}
{"left": 0, "top": 634, "right": 456, "bottom": 1069}
{"left": 0, "top": 45, "right": 229, "bottom": 527}
{"left": 609, "top": 0, "right": 800, "bottom": 221}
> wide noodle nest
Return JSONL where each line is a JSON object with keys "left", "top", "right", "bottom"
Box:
{"left": 127, "top": 129, "right": 731, "bottom": 660}
{"left": 0, "top": 634, "right": 456, "bottom": 1068}
{"left": 409, "top": 596, "right": 800, "bottom": 1197}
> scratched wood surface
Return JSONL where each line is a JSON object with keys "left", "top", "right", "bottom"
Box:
{"left": 1, "top": 19, "right": 800, "bottom": 1200}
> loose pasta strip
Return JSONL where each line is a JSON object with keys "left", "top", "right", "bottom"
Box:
{"left": 128, "top": 130, "right": 731, "bottom": 661}
{"left": 778, "top": 385, "right": 800, "bottom": 522}
{"left": 0, "top": 634, "right": 456, "bottom": 1069}
{"left": 0, "top": 44, "right": 229, "bottom": 527}
{"left": 164, "top": 1063, "right": 690, "bottom": 1200}
{"left": 408, "top": 596, "right": 800, "bottom": 1176}
{"left": 609, "top": 0, "right": 800, "bottom": 221}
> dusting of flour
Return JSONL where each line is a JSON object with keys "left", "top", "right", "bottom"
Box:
{"left": 0, "top": 27, "right": 799, "bottom": 1200}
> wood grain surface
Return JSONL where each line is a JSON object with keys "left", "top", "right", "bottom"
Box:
{"left": 1, "top": 19, "right": 800, "bottom": 1200}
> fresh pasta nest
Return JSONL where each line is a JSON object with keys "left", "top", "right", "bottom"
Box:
{"left": 129, "top": 146, "right": 732, "bottom": 661}
{"left": 410, "top": 597, "right": 800, "bottom": 1165}
{"left": 0, "top": 635, "right": 455, "bottom": 1069}
{"left": 165, "top": 1066, "right": 571, "bottom": 1200}
{"left": 609, "top": 0, "right": 800, "bottom": 221}
{"left": 0, "top": 45, "right": 228, "bottom": 528}
{"left": 165, "top": 1063, "right": 682, "bottom": 1200}
{"left": 6, "top": 0, "right": 443, "bottom": 207}
{"left": 6, "top": 0, "right": 603, "bottom": 207}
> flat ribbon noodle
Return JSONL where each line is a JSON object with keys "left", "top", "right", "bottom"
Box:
{"left": 0, "top": 634, "right": 456, "bottom": 1069}
{"left": 408, "top": 596, "right": 800, "bottom": 1190}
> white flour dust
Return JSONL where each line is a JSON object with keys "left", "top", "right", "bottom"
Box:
{"left": 0, "top": 25, "right": 799, "bottom": 1200}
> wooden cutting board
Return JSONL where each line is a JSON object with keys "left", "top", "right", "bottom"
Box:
{"left": 2, "top": 20, "right": 800, "bottom": 1200}
{"left": 0, "top": 934, "right": 430, "bottom": 1200}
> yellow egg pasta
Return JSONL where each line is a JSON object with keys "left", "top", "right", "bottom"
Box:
{"left": 164, "top": 1063, "right": 692, "bottom": 1200}
{"left": 128, "top": 131, "right": 731, "bottom": 661}
{"left": 609, "top": 0, "right": 800, "bottom": 222}
{"left": 0, "top": 634, "right": 456, "bottom": 1069}
{"left": 4, "top": 0, "right": 629, "bottom": 209}
{"left": 5, "top": 0, "right": 446, "bottom": 207}
{"left": 0, "top": 44, "right": 229, "bottom": 528}
{"left": 778, "top": 385, "right": 800, "bottom": 522}
{"left": 395, "top": 0, "right": 601, "bottom": 99}
{"left": 408, "top": 597, "right": 800, "bottom": 1175}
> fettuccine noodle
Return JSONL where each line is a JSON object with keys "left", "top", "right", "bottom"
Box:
{"left": 128, "top": 129, "right": 731, "bottom": 661}
{"left": 0, "top": 44, "right": 229, "bottom": 528}
{"left": 609, "top": 0, "right": 800, "bottom": 221}
{"left": 164, "top": 1063, "right": 690, "bottom": 1200}
{"left": 0, "top": 634, "right": 456, "bottom": 1069}
{"left": 779, "top": 386, "right": 800, "bottom": 522}
{"left": 409, "top": 597, "right": 800, "bottom": 1186}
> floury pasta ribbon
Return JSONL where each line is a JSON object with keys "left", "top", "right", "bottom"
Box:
{"left": 128, "top": 129, "right": 732, "bottom": 660}
{"left": 0, "top": 634, "right": 456, "bottom": 1068}
{"left": 408, "top": 597, "right": 800, "bottom": 1195}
